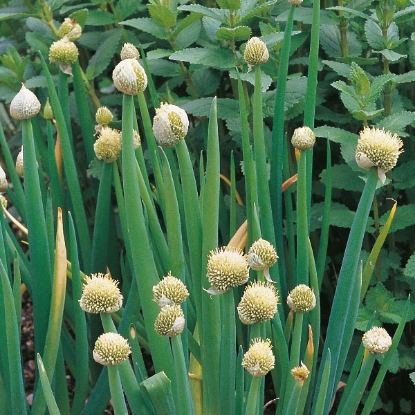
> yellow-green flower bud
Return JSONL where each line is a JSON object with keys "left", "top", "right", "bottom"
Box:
{"left": 287, "top": 284, "right": 316, "bottom": 313}
{"left": 49, "top": 37, "right": 79, "bottom": 66}
{"left": 95, "top": 106, "right": 113, "bottom": 125}
{"left": 43, "top": 99, "right": 53, "bottom": 120}
{"left": 0, "top": 166, "right": 8, "bottom": 192}
{"left": 79, "top": 272, "right": 123, "bottom": 314}
{"left": 248, "top": 238, "right": 278, "bottom": 270}
{"left": 112, "top": 58, "right": 147, "bottom": 95}
{"left": 15, "top": 147, "right": 24, "bottom": 177}
{"left": 154, "top": 304, "right": 185, "bottom": 337}
{"left": 120, "top": 43, "right": 140, "bottom": 60}
{"left": 93, "top": 332, "right": 131, "bottom": 366}
{"left": 10, "top": 84, "right": 41, "bottom": 120}
{"left": 153, "top": 272, "right": 189, "bottom": 307}
{"left": 94, "top": 127, "right": 122, "bottom": 163}
{"left": 291, "top": 362, "right": 310, "bottom": 382}
{"left": 0, "top": 194, "right": 7, "bottom": 210}
{"left": 291, "top": 126, "right": 316, "bottom": 151}
{"left": 242, "top": 338, "right": 275, "bottom": 377}
{"left": 206, "top": 247, "right": 249, "bottom": 294}
{"left": 152, "top": 103, "right": 189, "bottom": 148}
{"left": 355, "top": 127, "right": 403, "bottom": 183}
{"left": 237, "top": 281, "right": 279, "bottom": 325}
{"left": 244, "top": 37, "right": 269, "bottom": 67}
{"left": 58, "top": 18, "right": 82, "bottom": 41}
{"left": 362, "top": 326, "right": 392, "bottom": 354}
{"left": 288, "top": 0, "right": 304, "bottom": 5}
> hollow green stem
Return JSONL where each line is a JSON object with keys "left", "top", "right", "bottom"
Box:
{"left": 108, "top": 365, "right": 128, "bottom": 415}
{"left": 244, "top": 376, "right": 261, "bottom": 415}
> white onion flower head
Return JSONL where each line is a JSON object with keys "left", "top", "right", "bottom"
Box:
{"left": 15, "top": 146, "right": 24, "bottom": 177}
{"left": 287, "top": 284, "right": 316, "bottom": 313}
{"left": 362, "top": 326, "right": 392, "bottom": 354}
{"left": 94, "top": 127, "right": 122, "bottom": 163}
{"left": 153, "top": 103, "right": 189, "bottom": 148}
{"left": 244, "top": 37, "right": 269, "bottom": 68}
{"left": 242, "top": 338, "right": 275, "bottom": 377}
{"left": 0, "top": 166, "right": 8, "bottom": 192}
{"left": 93, "top": 332, "right": 131, "bottom": 365}
{"left": 355, "top": 127, "right": 403, "bottom": 183}
{"left": 154, "top": 305, "right": 185, "bottom": 337}
{"left": 79, "top": 272, "right": 123, "bottom": 314}
{"left": 291, "top": 362, "right": 310, "bottom": 383}
{"left": 206, "top": 247, "right": 249, "bottom": 294}
{"left": 153, "top": 272, "right": 189, "bottom": 307}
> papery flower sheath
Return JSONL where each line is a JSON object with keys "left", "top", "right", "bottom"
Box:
{"left": 152, "top": 103, "right": 189, "bottom": 148}
{"left": 10, "top": 84, "right": 41, "bottom": 120}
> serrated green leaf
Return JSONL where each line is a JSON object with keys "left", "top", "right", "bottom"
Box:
{"left": 365, "top": 283, "right": 394, "bottom": 313}
{"left": 0, "top": 5, "right": 28, "bottom": 21}
{"left": 169, "top": 47, "right": 236, "bottom": 69}
{"left": 314, "top": 126, "right": 358, "bottom": 145}
{"left": 181, "top": 97, "right": 239, "bottom": 119}
{"left": 365, "top": 19, "right": 386, "bottom": 50}
{"left": 146, "top": 59, "right": 181, "bottom": 77}
{"left": 148, "top": 4, "right": 177, "bottom": 28}
{"left": 336, "top": 56, "right": 379, "bottom": 65}
{"left": 350, "top": 62, "right": 370, "bottom": 95}
{"left": 356, "top": 307, "right": 376, "bottom": 331}
{"left": 352, "top": 108, "right": 384, "bottom": 121}
{"left": 365, "top": 73, "right": 395, "bottom": 103}
{"left": 238, "top": 0, "right": 278, "bottom": 25}
{"left": 176, "top": 19, "right": 201, "bottom": 49}
{"left": 120, "top": 18, "right": 169, "bottom": 40}
{"left": 172, "top": 13, "right": 203, "bottom": 38}
{"left": 87, "top": 158, "right": 104, "bottom": 180}
{"left": 379, "top": 49, "right": 407, "bottom": 61}
{"left": 382, "top": 300, "right": 415, "bottom": 323}
{"left": 393, "top": 161, "right": 415, "bottom": 190}
{"left": 69, "top": 8, "right": 88, "bottom": 28}
{"left": 25, "top": 32, "right": 49, "bottom": 57}
{"left": 147, "top": 49, "right": 174, "bottom": 59}
{"left": 323, "top": 60, "right": 351, "bottom": 77}
{"left": 85, "top": 29, "right": 122, "bottom": 79}
{"left": 393, "top": 69, "right": 415, "bottom": 84}
{"left": 229, "top": 69, "right": 272, "bottom": 92}
{"left": 178, "top": 4, "right": 227, "bottom": 23}
{"left": 216, "top": 26, "right": 251, "bottom": 42}
{"left": 327, "top": 6, "right": 373, "bottom": 20}
{"left": 332, "top": 80, "right": 357, "bottom": 96}
{"left": 404, "top": 254, "right": 415, "bottom": 278}
{"left": 85, "top": 10, "right": 117, "bottom": 26}
{"left": 320, "top": 164, "right": 364, "bottom": 192}
{"left": 191, "top": 68, "right": 220, "bottom": 97}
{"left": 340, "top": 92, "right": 361, "bottom": 113}
{"left": 260, "top": 31, "right": 287, "bottom": 47}
{"left": 379, "top": 204, "right": 415, "bottom": 233}
{"left": 116, "top": 0, "right": 139, "bottom": 21}
{"left": 375, "top": 111, "right": 415, "bottom": 136}
{"left": 320, "top": 24, "right": 362, "bottom": 58}
{"left": 276, "top": 8, "right": 334, "bottom": 25}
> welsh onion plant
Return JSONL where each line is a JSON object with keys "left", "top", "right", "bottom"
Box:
{"left": 0, "top": 0, "right": 414, "bottom": 414}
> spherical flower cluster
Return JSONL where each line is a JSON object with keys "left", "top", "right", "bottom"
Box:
{"left": 93, "top": 332, "right": 131, "bottom": 366}
{"left": 154, "top": 304, "right": 185, "bottom": 337}
{"left": 94, "top": 127, "right": 122, "bottom": 163}
{"left": 355, "top": 127, "right": 403, "bottom": 183}
{"left": 153, "top": 272, "right": 189, "bottom": 307}
{"left": 291, "top": 362, "right": 310, "bottom": 382}
{"left": 362, "top": 326, "right": 392, "bottom": 354}
{"left": 291, "top": 126, "right": 316, "bottom": 151}
{"left": 248, "top": 238, "right": 278, "bottom": 271}
{"left": 206, "top": 247, "right": 249, "bottom": 294}
{"left": 95, "top": 106, "right": 113, "bottom": 126}
{"left": 79, "top": 272, "right": 123, "bottom": 314}
{"left": 10, "top": 84, "right": 41, "bottom": 121}
{"left": 244, "top": 37, "right": 269, "bottom": 67}
{"left": 0, "top": 166, "right": 8, "bottom": 192}
{"left": 58, "top": 18, "right": 82, "bottom": 41}
{"left": 15, "top": 147, "right": 24, "bottom": 177}
{"left": 152, "top": 103, "right": 189, "bottom": 148}
{"left": 133, "top": 130, "right": 141, "bottom": 149}
{"left": 120, "top": 43, "right": 140, "bottom": 60}
{"left": 242, "top": 338, "right": 275, "bottom": 377}
{"left": 112, "top": 58, "right": 147, "bottom": 95}
{"left": 49, "top": 37, "right": 79, "bottom": 66}
{"left": 237, "top": 281, "right": 279, "bottom": 324}
{"left": 287, "top": 284, "right": 316, "bottom": 313}
{"left": 288, "top": 0, "right": 304, "bottom": 5}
